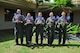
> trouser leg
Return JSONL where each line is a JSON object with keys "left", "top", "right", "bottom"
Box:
{"left": 51, "top": 33, "right": 54, "bottom": 45}
{"left": 15, "top": 25, "right": 20, "bottom": 44}
{"left": 26, "top": 25, "right": 33, "bottom": 45}
{"left": 15, "top": 23, "right": 24, "bottom": 44}
{"left": 47, "top": 27, "right": 52, "bottom": 45}
{"left": 30, "top": 32, "right": 33, "bottom": 43}
{"left": 26, "top": 28, "right": 30, "bottom": 44}
{"left": 19, "top": 26, "right": 23, "bottom": 44}
{"left": 48, "top": 30, "right": 50, "bottom": 45}
{"left": 29, "top": 26, "right": 33, "bottom": 43}
{"left": 14, "top": 27, "right": 18, "bottom": 44}
{"left": 58, "top": 28, "right": 62, "bottom": 44}
{"left": 51, "top": 30, "right": 55, "bottom": 44}
{"left": 36, "top": 31, "right": 39, "bottom": 44}
{"left": 20, "top": 33, "right": 23, "bottom": 44}
{"left": 63, "top": 34, "right": 66, "bottom": 45}
{"left": 63, "top": 24, "right": 67, "bottom": 45}
{"left": 51, "top": 23, "right": 55, "bottom": 45}
{"left": 15, "top": 32, "right": 18, "bottom": 44}
{"left": 40, "top": 31, "right": 43, "bottom": 44}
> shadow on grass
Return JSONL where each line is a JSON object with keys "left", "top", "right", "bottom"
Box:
{"left": 18, "top": 43, "right": 80, "bottom": 49}
{"left": 32, "top": 44, "right": 80, "bottom": 49}
{"left": 0, "top": 32, "right": 14, "bottom": 42}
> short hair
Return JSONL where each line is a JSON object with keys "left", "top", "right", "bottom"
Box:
{"left": 16, "top": 8, "right": 22, "bottom": 14}
{"left": 38, "top": 12, "right": 42, "bottom": 14}
{"left": 26, "top": 12, "right": 31, "bottom": 15}
{"left": 49, "top": 12, "right": 54, "bottom": 14}
{"left": 50, "top": 12, "right": 53, "bottom": 14}
{"left": 61, "top": 11, "right": 67, "bottom": 16}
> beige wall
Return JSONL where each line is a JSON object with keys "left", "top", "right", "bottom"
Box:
{"left": 73, "top": 10, "right": 80, "bottom": 24}
{"left": 0, "top": 7, "right": 4, "bottom": 22}
{"left": 0, "top": 7, "right": 14, "bottom": 30}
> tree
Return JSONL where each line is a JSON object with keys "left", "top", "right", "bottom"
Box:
{"left": 51, "top": 0, "right": 75, "bottom": 13}
{"left": 51, "top": 0, "right": 75, "bottom": 8}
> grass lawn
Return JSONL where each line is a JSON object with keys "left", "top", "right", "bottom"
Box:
{"left": 0, "top": 32, "right": 80, "bottom": 53}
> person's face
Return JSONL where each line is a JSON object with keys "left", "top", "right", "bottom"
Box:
{"left": 27, "top": 13, "right": 31, "bottom": 18}
{"left": 49, "top": 12, "right": 54, "bottom": 17}
{"left": 16, "top": 9, "right": 21, "bottom": 14}
{"left": 61, "top": 12, "right": 66, "bottom": 16}
{"left": 38, "top": 12, "right": 42, "bottom": 17}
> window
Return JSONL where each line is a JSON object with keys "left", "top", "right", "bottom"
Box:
{"left": 4, "top": 9, "right": 15, "bottom": 21}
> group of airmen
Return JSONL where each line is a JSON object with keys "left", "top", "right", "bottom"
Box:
{"left": 12, "top": 8, "right": 70, "bottom": 46}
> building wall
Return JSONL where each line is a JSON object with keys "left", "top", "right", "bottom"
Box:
{"left": 73, "top": 10, "right": 80, "bottom": 24}
{"left": 72, "top": 0, "right": 80, "bottom": 24}
{"left": 0, "top": 7, "right": 13, "bottom": 30}
{"left": 0, "top": 7, "right": 4, "bottom": 22}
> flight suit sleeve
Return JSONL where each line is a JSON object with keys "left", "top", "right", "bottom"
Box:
{"left": 31, "top": 16, "right": 34, "bottom": 24}
{"left": 21, "top": 15, "right": 26, "bottom": 24}
{"left": 46, "top": 18, "right": 49, "bottom": 24}
{"left": 12, "top": 16, "right": 17, "bottom": 23}
{"left": 22, "top": 15, "right": 25, "bottom": 21}
{"left": 42, "top": 18, "right": 45, "bottom": 25}
{"left": 57, "top": 17, "right": 62, "bottom": 24}
{"left": 34, "top": 18, "right": 38, "bottom": 25}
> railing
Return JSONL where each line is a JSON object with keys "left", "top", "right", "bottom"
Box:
{"left": 0, "top": 0, "right": 27, "bottom": 6}
{"left": 0, "top": 0, "right": 36, "bottom": 9}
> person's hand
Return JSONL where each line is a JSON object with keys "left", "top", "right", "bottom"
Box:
{"left": 55, "top": 22, "right": 58, "bottom": 24}
{"left": 66, "top": 22, "right": 68, "bottom": 24}
{"left": 16, "top": 20, "right": 19, "bottom": 23}
{"left": 38, "top": 21, "right": 42, "bottom": 24}
{"left": 29, "top": 22, "right": 32, "bottom": 24}
{"left": 61, "top": 22, "right": 64, "bottom": 24}
{"left": 47, "top": 22, "right": 51, "bottom": 25}
{"left": 27, "top": 21, "right": 32, "bottom": 24}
